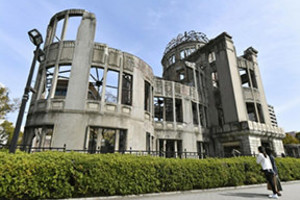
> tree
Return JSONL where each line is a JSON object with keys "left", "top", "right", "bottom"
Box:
{"left": 283, "top": 133, "right": 300, "bottom": 145}
{"left": 0, "top": 87, "right": 18, "bottom": 119}
{"left": 295, "top": 132, "right": 300, "bottom": 141}
{"left": 0, "top": 120, "right": 23, "bottom": 145}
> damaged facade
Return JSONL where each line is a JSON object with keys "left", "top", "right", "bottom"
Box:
{"left": 24, "top": 9, "right": 285, "bottom": 157}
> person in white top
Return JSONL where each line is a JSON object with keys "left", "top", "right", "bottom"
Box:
{"left": 256, "top": 146, "right": 278, "bottom": 199}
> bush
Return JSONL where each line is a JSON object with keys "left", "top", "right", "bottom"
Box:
{"left": 0, "top": 152, "right": 299, "bottom": 199}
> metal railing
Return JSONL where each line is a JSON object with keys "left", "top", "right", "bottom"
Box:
{"left": 0, "top": 144, "right": 260, "bottom": 159}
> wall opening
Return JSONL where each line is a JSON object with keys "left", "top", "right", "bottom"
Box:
{"left": 53, "top": 19, "right": 64, "bottom": 42}
{"left": 54, "top": 65, "right": 71, "bottom": 99}
{"left": 64, "top": 16, "right": 82, "bottom": 40}
{"left": 30, "top": 126, "right": 54, "bottom": 149}
{"left": 175, "top": 98, "right": 183, "bottom": 123}
{"left": 105, "top": 70, "right": 119, "bottom": 103}
{"left": 154, "top": 97, "right": 164, "bottom": 121}
{"left": 192, "top": 102, "right": 199, "bottom": 125}
{"left": 211, "top": 71, "right": 219, "bottom": 88}
{"left": 246, "top": 102, "right": 258, "bottom": 122}
{"left": 165, "top": 98, "right": 174, "bottom": 122}
{"left": 88, "top": 66, "right": 104, "bottom": 100}
{"left": 121, "top": 73, "right": 132, "bottom": 105}
{"left": 144, "top": 81, "right": 151, "bottom": 112}
{"left": 87, "top": 127, "right": 127, "bottom": 154}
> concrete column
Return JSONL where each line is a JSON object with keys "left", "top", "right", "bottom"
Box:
{"left": 174, "top": 140, "right": 178, "bottom": 158}
{"left": 65, "top": 12, "right": 96, "bottom": 110}
{"left": 115, "top": 130, "right": 120, "bottom": 151}
{"left": 214, "top": 33, "right": 248, "bottom": 123}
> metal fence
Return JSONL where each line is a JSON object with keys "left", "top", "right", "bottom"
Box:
{"left": 0, "top": 144, "right": 261, "bottom": 159}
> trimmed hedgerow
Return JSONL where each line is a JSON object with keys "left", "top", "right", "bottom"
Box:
{"left": 0, "top": 152, "right": 299, "bottom": 199}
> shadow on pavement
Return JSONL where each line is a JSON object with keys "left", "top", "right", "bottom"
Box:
{"left": 221, "top": 192, "right": 268, "bottom": 198}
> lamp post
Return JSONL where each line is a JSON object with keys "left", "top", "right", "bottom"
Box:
{"left": 9, "top": 29, "right": 44, "bottom": 153}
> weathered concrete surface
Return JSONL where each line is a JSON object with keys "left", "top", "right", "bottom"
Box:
{"left": 67, "top": 180, "right": 300, "bottom": 200}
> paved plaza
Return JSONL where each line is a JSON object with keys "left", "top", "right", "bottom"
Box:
{"left": 72, "top": 180, "right": 300, "bottom": 200}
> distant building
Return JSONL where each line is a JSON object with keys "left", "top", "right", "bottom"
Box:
{"left": 268, "top": 105, "right": 278, "bottom": 127}
{"left": 23, "top": 9, "right": 285, "bottom": 157}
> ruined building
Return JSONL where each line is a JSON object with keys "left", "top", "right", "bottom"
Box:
{"left": 23, "top": 9, "right": 285, "bottom": 157}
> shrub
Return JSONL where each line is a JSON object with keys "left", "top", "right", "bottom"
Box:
{"left": 0, "top": 152, "right": 299, "bottom": 199}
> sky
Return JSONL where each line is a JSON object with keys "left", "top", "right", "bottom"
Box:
{"left": 0, "top": 0, "right": 300, "bottom": 132}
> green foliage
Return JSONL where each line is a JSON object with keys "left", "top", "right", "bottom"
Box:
{"left": 0, "top": 120, "right": 23, "bottom": 145}
{"left": 0, "top": 152, "right": 300, "bottom": 199}
{"left": 0, "top": 87, "right": 18, "bottom": 119}
{"left": 295, "top": 132, "right": 300, "bottom": 141}
{"left": 283, "top": 133, "right": 299, "bottom": 144}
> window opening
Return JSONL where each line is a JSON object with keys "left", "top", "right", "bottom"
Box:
{"left": 177, "top": 70, "right": 185, "bottom": 81}
{"left": 165, "top": 98, "right": 174, "bottom": 122}
{"left": 257, "top": 104, "right": 265, "bottom": 123}
{"left": 239, "top": 68, "right": 250, "bottom": 88}
{"left": 249, "top": 70, "right": 258, "bottom": 88}
{"left": 88, "top": 127, "right": 98, "bottom": 154}
{"left": 180, "top": 50, "right": 185, "bottom": 59}
{"left": 211, "top": 72, "right": 219, "bottom": 88}
{"left": 88, "top": 67, "right": 104, "bottom": 100}
{"left": 144, "top": 81, "right": 151, "bottom": 112}
{"left": 100, "top": 129, "right": 116, "bottom": 153}
{"left": 208, "top": 52, "right": 216, "bottom": 63}
{"left": 64, "top": 16, "right": 82, "bottom": 40}
{"left": 119, "top": 130, "right": 127, "bottom": 152}
{"left": 105, "top": 70, "right": 119, "bottom": 103}
{"left": 121, "top": 73, "right": 132, "bottom": 105}
{"left": 53, "top": 19, "right": 64, "bottom": 42}
{"left": 192, "top": 102, "right": 199, "bottom": 125}
{"left": 154, "top": 97, "right": 164, "bottom": 121}
{"left": 54, "top": 65, "right": 71, "bottom": 99}
{"left": 43, "top": 67, "right": 54, "bottom": 99}
{"left": 175, "top": 98, "right": 183, "bottom": 123}
{"left": 246, "top": 102, "right": 258, "bottom": 122}
{"left": 31, "top": 126, "right": 54, "bottom": 149}
{"left": 168, "top": 54, "right": 175, "bottom": 65}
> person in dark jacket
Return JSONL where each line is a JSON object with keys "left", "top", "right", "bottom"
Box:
{"left": 266, "top": 147, "right": 282, "bottom": 196}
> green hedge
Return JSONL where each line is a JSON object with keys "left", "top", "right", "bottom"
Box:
{"left": 0, "top": 152, "right": 300, "bottom": 199}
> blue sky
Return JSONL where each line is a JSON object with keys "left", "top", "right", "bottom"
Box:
{"left": 0, "top": 0, "right": 299, "bottom": 132}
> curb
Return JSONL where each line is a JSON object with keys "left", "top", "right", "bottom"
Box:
{"left": 63, "top": 180, "right": 300, "bottom": 200}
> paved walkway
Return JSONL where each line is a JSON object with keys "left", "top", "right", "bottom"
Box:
{"left": 71, "top": 181, "right": 300, "bottom": 200}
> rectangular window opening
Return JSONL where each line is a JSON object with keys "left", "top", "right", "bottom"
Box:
{"left": 53, "top": 19, "right": 64, "bottom": 42}
{"left": 175, "top": 98, "right": 183, "bottom": 123}
{"left": 54, "top": 65, "right": 71, "bottom": 99}
{"left": 165, "top": 98, "right": 174, "bottom": 122}
{"left": 64, "top": 16, "right": 82, "bottom": 40}
{"left": 192, "top": 102, "right": 199, "bottom": 125}
{"left": 88, "top": 66, "right": 104, "bottom": 100}
{"left": 250, "top": 70, "right": 258, "bottom": 88}
{"left": 121, "top": 73, "right": 132, "bottom": 105}
{"left": 105, "top": 70, "right": 119, "bottom": 103}
{"left": 246, "top": 102, "right": 258, "bottom": 122}
{"left": 211, "top": 72, "right": 219, "bottom": 88}
{"left": 154, "top": 97, "right": 164, "bottom": 121}
{"left": 144, "top": 81, "right": 151, "bottom": 112}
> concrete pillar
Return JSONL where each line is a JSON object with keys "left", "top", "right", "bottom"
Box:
{"left": 65, "top": 12, "right": 96, "bottom": 110}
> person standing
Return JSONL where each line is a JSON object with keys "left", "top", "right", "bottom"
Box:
{"left": 266, "top": 147, "right": 282, "bottom": 196}
{"left": 256, "top": 146, "right": 278, "bottom": 199}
